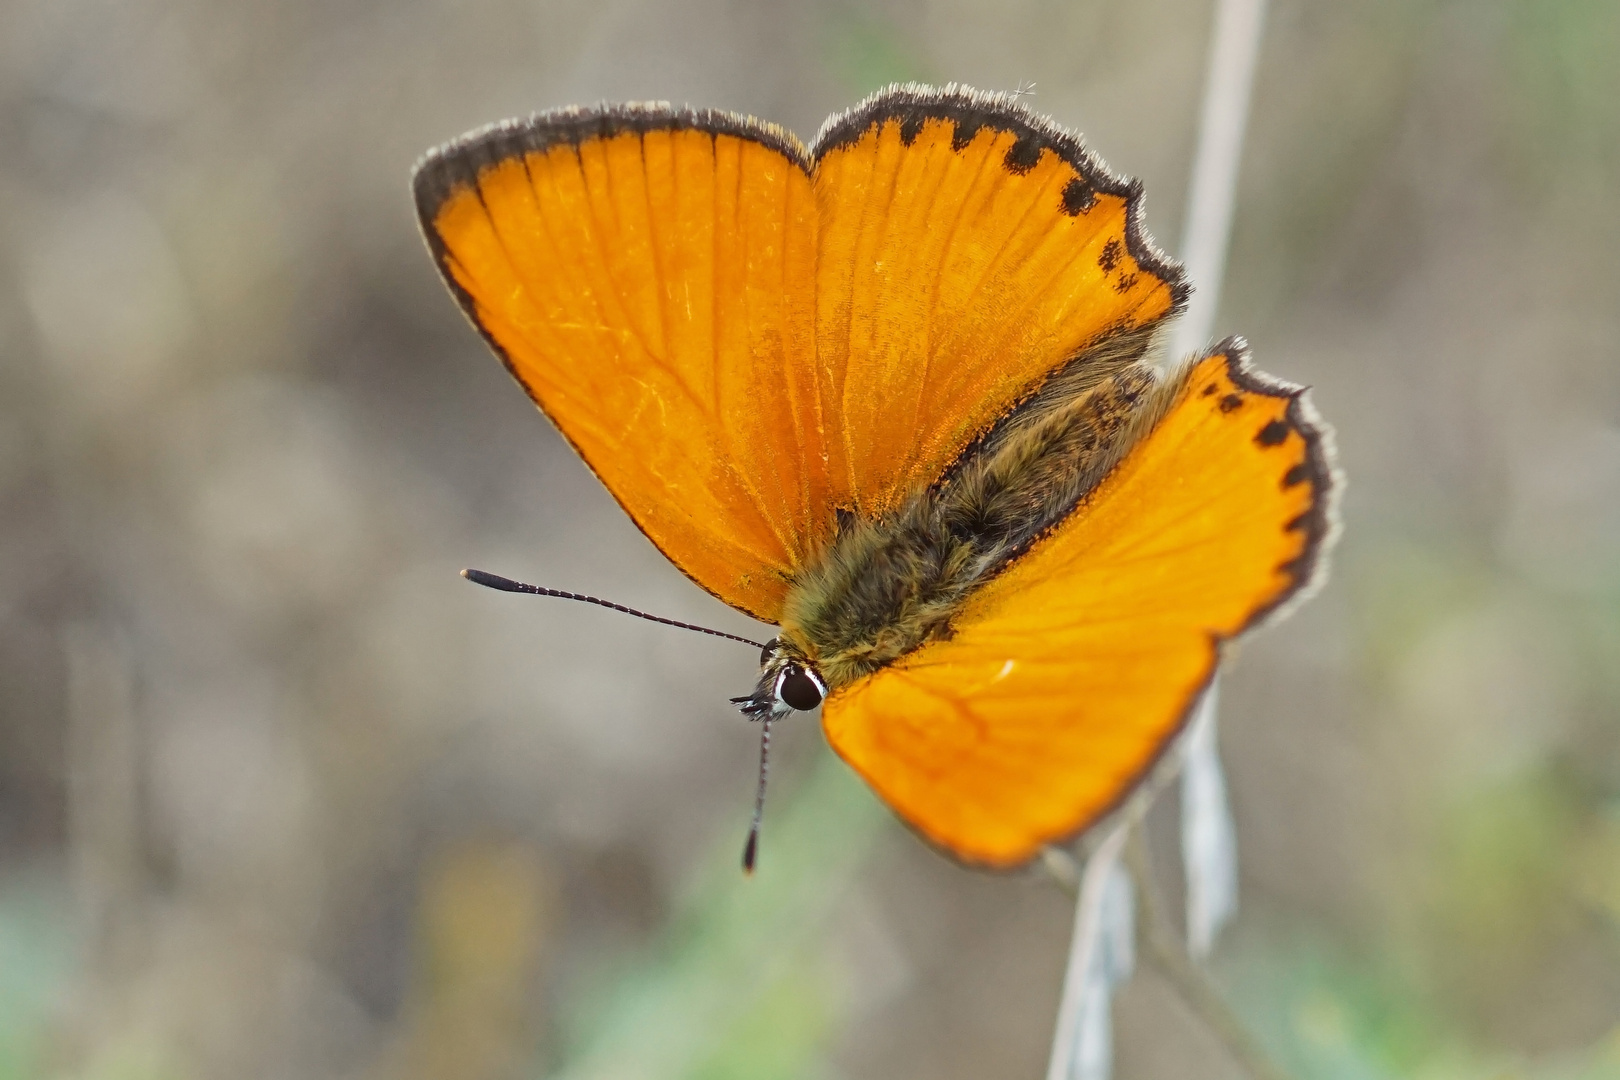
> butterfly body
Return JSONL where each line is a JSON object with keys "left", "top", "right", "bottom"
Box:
{"left": 778, "top": 324, "right": 1173, "bottom": 692}
{"left": 416, "top": 84, "right": 1337, "bottom": 867}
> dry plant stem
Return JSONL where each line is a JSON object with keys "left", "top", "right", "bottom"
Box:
{"left": 1047, "top": 0, "right": 1271, "bottom": 1069}
{"left": 1169, "top": 0, "right": 1269, "bottom": 960}
{"left": 1124, "top": 827, "right": 1292, "bottom": 1080}
{"left": 1168, "top": 0, "right": 1269, "bottom": 358}
{"left": 1044, "top": 825, "right": 1129, "bottom": 1080}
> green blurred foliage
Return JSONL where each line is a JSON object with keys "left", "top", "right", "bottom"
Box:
{"left": 0, "top": 872, "right": 74, "bottom": 1080}
{"left": 1503, "top": 0, "right": 1620, "bottom": 175}
{"left": 552, "top": 754, "right": 883, "bottom": 1080}
{"left": 822, "top": 6, "right": 937, "bottom": 96}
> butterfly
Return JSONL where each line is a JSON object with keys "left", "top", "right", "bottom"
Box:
{"left": 413, "top": 83, "right": 1336, "bottom": 870}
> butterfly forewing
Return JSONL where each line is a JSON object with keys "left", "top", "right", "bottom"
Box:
{"left": 809, "top": 87, "right": 1187, "bottom": 519}
{"left": 415, "top": 110, "right": 827, "bottom": 622}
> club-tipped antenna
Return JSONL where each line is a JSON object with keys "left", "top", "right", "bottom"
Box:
{"left": 742, "top": 715, "right": 772, "bottom": 874}
{"left": 461, "top": 568, "right": 765, "bottom": 649}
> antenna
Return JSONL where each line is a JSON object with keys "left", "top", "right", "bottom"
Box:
{"left": 465, "top": 567, "right": 776, "bottom": 874}
{"left": 461, "top": 568, "right": 765, "bottom": 649}
{"left": 742, "top": 715, "right": 772, "bottom": 874}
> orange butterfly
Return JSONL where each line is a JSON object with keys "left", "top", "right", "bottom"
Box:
{"left": 413, "top": 84, "right": 1336, "bottom": 870}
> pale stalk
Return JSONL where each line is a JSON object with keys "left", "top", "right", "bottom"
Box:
{"left": 1169, "top": 0, "right": 1268, "bottom": 959}
{"left": 1045, "top": 0, "right": 1271, "bottom": 1074}
{"left": 1044, "top": 825, "right": 1129, "bottom": 1080}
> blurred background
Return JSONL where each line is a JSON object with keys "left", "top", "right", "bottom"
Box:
{"left": 2, "top": 0, "right": 1618, "bottom": 1076}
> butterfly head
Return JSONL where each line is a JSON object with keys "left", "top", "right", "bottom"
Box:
{"left": 731, "top": 637, "right": 826, "bottom": 721}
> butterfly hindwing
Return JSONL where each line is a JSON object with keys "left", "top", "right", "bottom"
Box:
{"left": 819, "top": 341, "right": 1336, "bottom": 867}
{"left": 414, "top": 107, "right": 830, "bottom": 622}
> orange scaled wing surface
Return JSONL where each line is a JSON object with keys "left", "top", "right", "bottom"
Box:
{"left": 808, "top": 86, "right": 1188, "bottom": 518}
{"left": 414, "top": 108, "right": 830, "bottom": 622}
{"left": 821, "top": 343, "right": 1337, "bottom": 867}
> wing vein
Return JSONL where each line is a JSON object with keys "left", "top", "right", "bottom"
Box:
{"left": 575, "top": 144, "right": 663, "bottom": 372}
{"left": 843, "top": 128, "right": 907, "bottom": 502}
{"left": 642, "top": 131, "right": 677, "bottom": 404}
{"left": 901, "top": 132, "right": 962, "bottom": 455}
{"left": 467, "top": 182, "right": 576, "bottom": 376}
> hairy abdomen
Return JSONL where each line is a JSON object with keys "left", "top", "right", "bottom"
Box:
{"left": 782, "top": 331, "right": 1185, "bottom": 689}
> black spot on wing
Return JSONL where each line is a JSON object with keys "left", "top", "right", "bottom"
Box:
{"left": 808, "top": 85, "right": 1192, "bottom": 322}
{"left": 1061, "top": 177, "right": 1097, "bottom": 215}
{"left": 1113, "top": 272, "right": 1138, "bottom": 294}
{"left": 1004, "top": 134, "right": 1043, "bottom": 174}
{"left": 1256, "top": 419, "right": 1289, "bottom": 447}
{"left": 950, "top": 118, "right": 986, "bottom": 151}
{"left": 1219, "top": 393, "right": 1244, "bottom": 413}
{"left": 1201, "top": 383, "right": 1219, "bottom": 397}
{"left": 1098, "top": 237, "right": 1123, "bottom": 273}
{"left": 1213, "top": 337, "right": 1340, "bottom": 626}
{"left": 1276, "top": 554, "right": 1310, "bottom": 578}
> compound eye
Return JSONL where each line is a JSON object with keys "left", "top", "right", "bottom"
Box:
{"left": 778, "top": 664, "right": 824, "bottom": 711}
